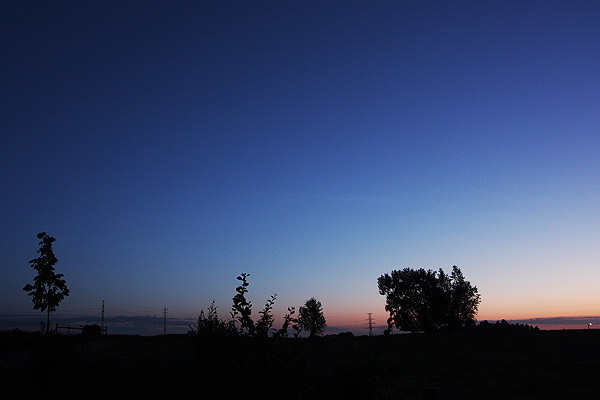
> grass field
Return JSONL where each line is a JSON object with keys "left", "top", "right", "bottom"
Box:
{"left": 2, "top": 329, "right": 599, "bottom": 399}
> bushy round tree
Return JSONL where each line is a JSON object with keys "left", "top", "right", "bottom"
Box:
{"left": 298, "top": 297, "right": 326, "bottom": 337}
{"left": 378, "top": 266, "right": 480, "bottom": 333}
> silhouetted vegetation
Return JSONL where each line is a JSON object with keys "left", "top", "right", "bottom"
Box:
{"left": 200, "top": 273, "right": 309, "bottom": 339}
{"left": 4, "top": 271, "right": 600, "bottom": 399}
{"left": 298, "top": 297, "right": 327, "bottom": 337}
{"left": 274, "top": 306, "right": 297, "bottom": 338}
{"left": 197, "top": 300, "right": 236, "bottom": 337}
{"left": 82, "top": 324, "right": 102, "bottom": 338}
{"left": 256, "top": 294, "right": 277, "bottom": 337}
{"left": 230, "top": 272, "right": 258, "bottom": 336}
{"left": 475, "top": 319, "right": 540, "bottom": 333}
{"left": 378, "top": 266, "right": 481, "bottom": 333}
{"left": 23, "top": 232, "right": 70, "bottom": 334}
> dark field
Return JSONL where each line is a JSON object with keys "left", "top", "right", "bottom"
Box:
{"left": 2, "top": 329, "right": 599, "bottom": 399}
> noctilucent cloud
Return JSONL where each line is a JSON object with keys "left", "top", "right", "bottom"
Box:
{"left": 2, "top": 1, "right": 599, "bottom": 334}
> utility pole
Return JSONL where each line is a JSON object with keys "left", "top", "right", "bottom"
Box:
{"left": 100, "top": 300, "right": 105, "bottom": 331}
{"left": 163, "top": 306, "right": 168, "bottom": 335}
{"left": 367, "top": 313, "right": 374, "bottom": 337}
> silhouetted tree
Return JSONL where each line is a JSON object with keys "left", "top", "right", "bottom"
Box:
{"left": 378, "top": 266, "right": 480, "bottom": 333}
{"left": 443, "top": 266, "right": 481, "bottom": 330}
{"left": 298, "top": 297, "right": 326, "bottom": 337}
{"left": 23, "top": 232, "right": 70, "bottom": 334}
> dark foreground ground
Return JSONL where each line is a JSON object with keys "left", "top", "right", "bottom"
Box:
{"left": 1, "top": 329, "right": 599, "bottom": 399}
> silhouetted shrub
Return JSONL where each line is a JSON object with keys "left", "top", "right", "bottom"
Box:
{"left": 229, "top": 273, "right": 293, "bottom": 338}
{"left": 274, "top": 307, "right": 297, "bottom": 338}
{"left": 256, "top": 294, "right": 277, "bottom": 338}
{"left": 231, "top": 273, "right": 256, "bottom": 336}
{"left": 82, "top": 324, "right": 101, "bottom": 338}
{"left": 197, "top": 300, "right": 236, "bottom": 338}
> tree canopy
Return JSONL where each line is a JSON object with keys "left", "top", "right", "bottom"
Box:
{"left": 298, "top": 297, "right": 326, "bottom": 337}
{"left": 378, "top": 266, "right": 480, "bottom": 333}
{"left": 23, "top": 232, "right": 70, "bottom": 334}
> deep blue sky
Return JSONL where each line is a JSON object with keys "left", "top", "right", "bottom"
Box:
{"left": 2, "top": 1, "right": 599, "bottom": 334}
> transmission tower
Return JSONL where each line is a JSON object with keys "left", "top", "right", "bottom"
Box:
{"left": 100, "top": 300, "right": 105, "bottom": 330}
{"left": 163, "top": 306, "right": 168, "bottom": 335}
{"left": 366, "top": 313, "right": 374, "bottom": 336}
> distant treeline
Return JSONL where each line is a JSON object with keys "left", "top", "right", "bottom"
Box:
{"left": 475, "top": 319, "right": 540, "bottom": 333}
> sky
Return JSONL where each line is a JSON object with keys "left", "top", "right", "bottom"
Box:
{"left": 2, "top": 1, "right": 599, "bottom": 335}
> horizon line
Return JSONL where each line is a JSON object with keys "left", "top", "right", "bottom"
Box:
{"left": 2, "top": 314, "right": 600, "bottom": 336}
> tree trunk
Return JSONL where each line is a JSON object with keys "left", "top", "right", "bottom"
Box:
{"left": 46, "top": 309, "right": 50, "bottom": 335}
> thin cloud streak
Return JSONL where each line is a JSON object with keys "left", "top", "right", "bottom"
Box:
{"left": 288, "top": 194, "right": 399, "bottom": 204}
{"left": 507, "top": 316, "right": 600, "bottom": 329}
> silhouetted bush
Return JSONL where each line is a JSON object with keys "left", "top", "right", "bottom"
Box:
{"left": 82, "top": 324, "right": 102, "bottom": 338}
{"left": 197, "top": 300, "right": 236, "bottom": 338}
{"left": 273, "top": 306, "right": 297, "bottom": 338}
{"left": 256, "top": 294, "right": 277, "bottom": 338}
{"left": 230, "top": 272, "right": 257, "bottom": 336}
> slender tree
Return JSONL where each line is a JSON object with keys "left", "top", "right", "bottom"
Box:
{"left": 23, "top": 232, "right": 70, "bottom": 334}
{"left": 298, "top": 297, "right": 326, "bottom": 337}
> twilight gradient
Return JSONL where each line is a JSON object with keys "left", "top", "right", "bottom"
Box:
{"left": 2, "top": 1, "right": 599, "bottom": 334}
